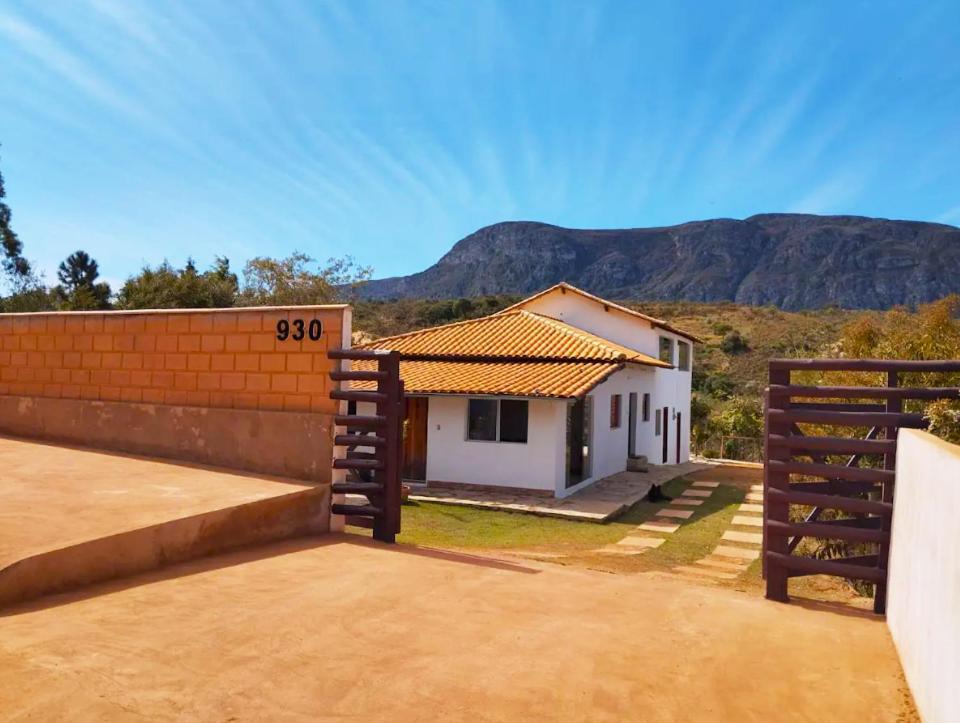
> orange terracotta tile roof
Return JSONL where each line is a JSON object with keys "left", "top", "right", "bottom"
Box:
{"left": 355, "top": 309, "right": 670, "bottom": 367}
{"left": 350, "top": 359, "right": 623, "bottom": 398}
{"left": 499, "top": 282, "right": 703, "bottom": 343}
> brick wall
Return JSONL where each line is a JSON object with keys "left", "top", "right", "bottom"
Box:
{"left": 0, "top": 306, "right": 346, "bottom": 415}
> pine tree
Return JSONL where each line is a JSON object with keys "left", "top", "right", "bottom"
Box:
{"left": 0, "top": 150, "right": 31, "bottom": 282}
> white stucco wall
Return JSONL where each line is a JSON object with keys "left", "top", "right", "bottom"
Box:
{"left": 425, "top": 395, "right": 566, "bottom": 492}
{"left": 517, "top": 289, "right": 693, "bottom": 468}
{"left": 887, "top": 429, "right": 960, "bottom": 723}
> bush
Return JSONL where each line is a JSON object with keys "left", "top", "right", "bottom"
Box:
{"left": 720, "top": 330, "right": 749, "bottom": 354}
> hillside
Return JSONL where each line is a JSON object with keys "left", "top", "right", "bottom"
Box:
{"left": 358, "top": 214, "right": 960, "bottom": 310}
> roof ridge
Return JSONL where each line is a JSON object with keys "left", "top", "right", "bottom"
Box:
{"left": 356, "top": 309, "right": 524, "bottom": 348}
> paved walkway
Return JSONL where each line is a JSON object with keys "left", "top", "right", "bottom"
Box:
{"left": 408, "top": 461, "right": 710, "bottom": 521}
{"left": 674, "top": 483, "right": 765, "bottom": 581}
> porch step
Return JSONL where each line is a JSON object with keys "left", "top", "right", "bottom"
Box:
{"left": 626, "top": 455, "right": 649, "bottom": 473}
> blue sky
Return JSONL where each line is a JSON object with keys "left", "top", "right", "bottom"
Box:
{"left": 1, "top": 0, "right": 958, "bottom": 290}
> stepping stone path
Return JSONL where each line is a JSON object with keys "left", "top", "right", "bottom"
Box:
{"left": 673, "top": 483, "right": 766, "bottom": 582}
{"left": 599, "top": 480, "right": 714, "bottom": 556}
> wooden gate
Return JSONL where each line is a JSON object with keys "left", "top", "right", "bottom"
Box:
{"left": 328, "top": 349, "right": 404, "bottom": 543}
{"left": 763, "top": 358, "right": 960, "bottom": 613}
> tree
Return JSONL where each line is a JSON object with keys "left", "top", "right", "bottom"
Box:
{"left": 116, "top": 257, "right": 238, "bottom": 309}
{"left": 54, "top": 250, "right": 111, "bottom": 310}
{"left": 238, "top": 252, "right": 371, "bottom": 307}
{"left": 0, "top": 149, "right": 32, "bottom": 290}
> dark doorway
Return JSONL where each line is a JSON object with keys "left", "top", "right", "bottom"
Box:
{"left": 661, "top": 406, "right": 669, "bottom": 464}
{"left": 402, "top": 396, "right": 428, "bottom": 481}
{"left": 628, "top": 392, "right": 638, "bottom": 458}
{"left": 676, "top": 411, "right": 682, "bottom": 464}
{"left": 566, "top": 396, "right": 592, "bottom": 487}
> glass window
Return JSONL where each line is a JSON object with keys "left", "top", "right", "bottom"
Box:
{"left": 467, "top": 399, "right": 498, "bottom": 441}
{"left": 659, "top": 336, "right": 673, "bottom": 365}
{"left": 610, "top": 394, "right": 621, "bottom": 429}
{"left": 678, "top": 341, "right": 690, "bottom": 371}
{"left": 499, "top": 400, "right": 529, "bottom": 443}
{"left": 642, "top": 393, "right": 650, "bottom": 422}
{"left": 655, "top": 408, "right": 661, "bottom": 436}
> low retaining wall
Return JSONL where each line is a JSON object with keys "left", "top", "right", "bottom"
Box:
{"left": 0, "top": 306, "right": 349, "bottom": 481}
{"left": 888, "top": 429, "right": 960, "bottom": 723}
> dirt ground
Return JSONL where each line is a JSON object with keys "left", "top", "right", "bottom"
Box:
{"left": 0, "top": 535, "right": 912, "bottom": 722}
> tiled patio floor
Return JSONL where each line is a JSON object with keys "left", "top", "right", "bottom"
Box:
{"left": 407, "top": 461, "right": 711, "bottom": 521}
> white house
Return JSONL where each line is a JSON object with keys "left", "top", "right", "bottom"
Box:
{"left": 353, "top": 283, "right": 699, "bottom": 499}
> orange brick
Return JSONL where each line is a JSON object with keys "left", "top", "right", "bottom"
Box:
{"left": 93, "top": 334, "right": 113, "bottom": 352}
{"left": 114, "top": 334, "right": 135, "bottom": 352}
{"left": 257, "top": 393, "right": 284, "bottom": 410}
{"left": 152, "top": 371, "right": 175, "bottom": 389}
{"left": 20, "top": 335, "right": 37, "bottom": 351}
{"left": 271, "top": 374, "right": 297, "bottom": 393}
{"left": 28, "top": 317, "right": 46, "bottom": 333}
{"left": 37, "top": 335, "right": 55, "bottom": 351}
{"left": 81, "top": 352, "right": 101, "bottom": 368}
{"left": 245, "top": 373, "right": 270, "bottom": 392}
{"left": 81, "top": 386, "right": 100, "bottom": 400}
{"left": 53, "top": 335, "right": 71, "bottom": 351}
{"left": 211, "top": 354, "right": 234, "bottom": 372}
{"left": 63, "top": 352, "right": 81, "bottom": 368}
{"left": 124, "top": 316, "right": 146, "bottom": 333}
{"left": 100, "top": 385, "right": 121, "bottom": 400}
{"left": 234, "top": 392, "right": 258, "bottom": 409}
{"left": 35, "top": 367, "right": 52, "bottom": 382}
{"left": 120, "top": 387, "right": 142, "bottom": 403}
{"left": 197, "top": 372, "right": 221, "bottom": 391}
{"left": 145, "top": 315, "right": 167, "bottom": 333}
{"left": 164, "top": 390, "right": 188, "bottom": 405}
{"left": 313, "top": 354, "right": 333, "bottom": 373}
{"left": 63, "top": 317, "right": 83, "bottom": 334}
{"left": 42, "top": 383, "right": 62, "bottom": 397}
{"left": 26, "top": 351, "right": 42, "bottom": 367}
{"left": 1, "top": 336, "right": 17, "bottom": 351}
{"left": 225, "top": 334, "right": 249, "bottom": 352}
{"left": 16, "top": 367, "right": 34, "bottom": 382}
{"left": 187, "top": 353, "right": 211, "bottom": 371}
{"left": 179, "top": 335, "right": 201, "bottom": 353}
{"left": 142, "top": 388, "right": 164, "bottom": 404}
{"left": 10, "top": 351, "right": 27, "bottom": 366}
{"left": 165, "top": 315, "right": 190, "bottom": 333}
{"left": 235, "top": 354, "right": 259, "bottom": 372}
{"left": 174, "top": 372, "right": 197, "bottom": 391}
{"left": 52, "top": 369, "right": 70, "bottom": 383}
{"left": 297, "top": 374, "right": 325, "bottom": 394}
{"left": 200, "top": 334, "right": 225, "bottom": 352}
{"left": 73, "top": 335, "right": 93, "bottom": 352}
{"left": 260, "top": 354, "right": 285, "bottom": 372}
{"left": 220, "top": 372, "right": 245, "bottom": 391}
{"left": 156, "top": 335, "right": 179, "bottom": 352}
{"left": 83, "top": 317, "right": 103, "bottom": 333}
{"left": 189, "top": 315, "right": 213, "bottom": 333}
{"left": 210, "top": 391, "right": 235, "bottom": 408}
{"left": 104, "top": 317, "right": 125, "bottom": 333}
{"left": 283, "top": 395, "right": 311, "bottom": 412}
{"left": 122, "top": 353, "right": 144, "bottom": 369}
{"left": 286, "top": 354, "right": 312, "bottom": 373}
{"left": 12, "top": 317, "right": 30, "bottom": 333}
{"left": 91, "top": 369, "right": 111, "bottom": 385}
{"left": 143, "top": 353, "right": 165, "bottom": 370}
{"left": 110, "top": 370, "right": 132, "bottom": 386}
{"left": 212, "top": 314, "right": 237, "bottom": 332}
{"left": 237, "top": 312, "right": 262, "bottom": 332}
{"left": 249, "top": 335, "right": 275, "bottom": 352}
{"left": 0, "top": 351, "right": 9, "bottom": 366}
{"left": 165, "top": 353, "right": 187, "bottom": 370}
{"left": 102, "top": 352, "right": 122, "bottom": 369}
{"left": 62, "top": 384, "right": 81, "bottom": 399}
{"left": 134, "top": 334, "right": 156, "bottom": 352}
{"left": 311, "top": 396, "right": 336, "bottom": 413}
{"left": 131, "top": 370, "right": 151, "bottom": 387}
{"left": 71, "top": 369, "right": 91, "bottom": 385}
{"left": 187, "top": 390, "right": 210, "bottom": 406}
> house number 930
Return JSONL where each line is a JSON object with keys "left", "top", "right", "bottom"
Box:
{"left": 276, "top": 319, "right": 323, "bottom": 342}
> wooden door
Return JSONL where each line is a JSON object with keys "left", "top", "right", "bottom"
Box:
{"left": 402, "top": 397, "right": 428, "bottom": 481}
{"left": 628, "top": 392, "right": 638, "bottom": 458}
{"left": 662, "top": 407, "right": 669, "bottom": 464}
{"left": 676, "top": 411, "right": 682, "bottom": 464}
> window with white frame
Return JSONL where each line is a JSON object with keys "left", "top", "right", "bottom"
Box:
{"left": 467, "top": 398, "right": 529, "bottom": 443}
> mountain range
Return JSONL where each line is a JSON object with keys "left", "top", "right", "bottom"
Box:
{"left": 357, "top": 214, "right": 960, "bottom": 310}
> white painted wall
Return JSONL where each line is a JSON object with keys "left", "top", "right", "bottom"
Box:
{"left": 425, "top": 396, "right": 567, "bottom": 492}
{"left": 887, "top": 429, "right": 960, "bottom": 723}
{"left": 516, "top": 289, "right": 693, "bottom": 467}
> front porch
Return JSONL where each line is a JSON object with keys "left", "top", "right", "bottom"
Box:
{"left": 406, "top": 461, "right": 710, "bottom": 522}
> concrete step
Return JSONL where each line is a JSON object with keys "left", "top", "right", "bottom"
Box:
{"left": 626, "top": 456, "right": 649, "bottom": 473}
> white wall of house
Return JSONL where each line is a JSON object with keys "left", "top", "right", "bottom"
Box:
{"left": 887, "top": 429, "right": 960, "bottom": 723}
{"left": 424, "top": 395, "right": 567, "bottom": 493}
{"left": 517, "top": 289, "right": 693, "bottom": 467}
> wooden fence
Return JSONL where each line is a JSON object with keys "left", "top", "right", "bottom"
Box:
{"left": 763, "top": 359, "right": 960, "bottom": 614}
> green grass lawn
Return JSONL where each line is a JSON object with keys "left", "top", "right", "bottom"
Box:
{"left": 349, "top": 477, "right": 748, "bottom": 573}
